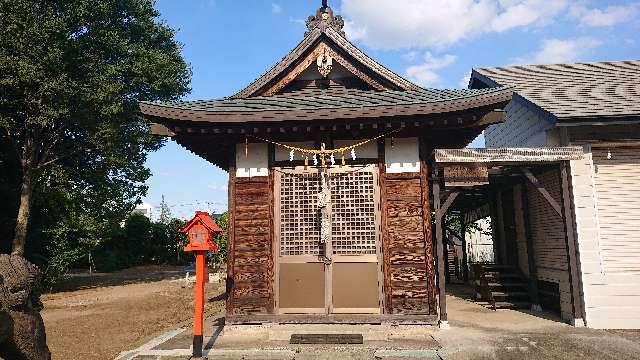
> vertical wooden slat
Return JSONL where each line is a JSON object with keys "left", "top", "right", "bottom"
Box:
{"left": 378, "top": 138, "right": 391, "bottom": 314}
{"left": 432, "top": 167, "right": 447, "bottom": 322}
{"left": 520, "top": 182, "right": 541, "bottom": 308}
{"left": 461, "top": 222, "right": 469, "bottom": 282}
{"left": 226, "top": 149, "right": 237, "bottom": 315}
{"left": 267, "top": 143, "right": 276, "bottom": 313}
{"left": 419, "top": 139, "right": 437, "bottom": 315}
{"left": 560, "top": 161, "right": 584, "bottom": 323}
{"left": 273, "top": 170, "right": 281, "bottom": 313}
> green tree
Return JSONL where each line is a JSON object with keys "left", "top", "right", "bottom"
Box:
{"left": 158, "top": 195, "right": 171, "bottom": 225}
{"left": 211, "top": 212, "right": 228, "bottom": 267}
{"left": 0, "top": 0, "right": 191, "bottom": 256}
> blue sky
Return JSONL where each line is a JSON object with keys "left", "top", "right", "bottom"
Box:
{"left": 143, "top": 0, "right": 640, "bottom": 219}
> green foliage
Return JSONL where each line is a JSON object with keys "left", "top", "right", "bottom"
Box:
{"left": 158, "top": 195, "right": 171, "bottom": 224}
{"left": 445, "top": 211, "right": 492, "bottom": 238}
{"left": 211, "top": 213, "right": 228, "bottom": 268}
{"left": 93, "top": 214, "right": 189, "bottom": 273}
{"left": 0, "top": 0, "right": 190, "bottom": 280}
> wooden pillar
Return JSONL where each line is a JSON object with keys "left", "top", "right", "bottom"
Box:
{"left": 226, "top": 147, "right": 236, "bottom": 315}
{"left": 495, "top": 191, "right": 507, "bottom": 264}
{"left": 432, "top": 167, "right": 448, "bottom": 325}
{"left": 267, "top": 143, "right": 276, "bottom": 314}
{"left": 489, "top": 193, "right": 501, "bottom": 264}
{"left": 419, "top": 139, "right": 437, "bottom": 316}
{"left": 520, "top": 181, "right": 541, "bottom": 310}
{"left": 378, "top": 138, "right": 391, "bottom": 314}
{"left": 461, "top": 220, "right": 469, "bottom": 282}
{"left": 560, "top": 161, "right": 585, "bottom": 325}
{"left": 192, "top": 252, "right": 206, "bottom": 358}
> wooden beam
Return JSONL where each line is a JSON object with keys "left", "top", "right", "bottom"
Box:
{"left": 226, "top": 314, "right": 438, "bottom": 325}
{"left": 432, "top": 168, "right": 447, "bottom": 323}
{"left": 560, "top": 162, "right": 584, "bottom": 324}
{"left": 226, "top": 149, "right": 237, "bottom": 315}
{"left": 439, "top": 191, "right": 460, "bottom": 218}
{"left": 460, "top": 222, "right": 469, "bottom": 282}
{"left": 522, "top": 168, "right": 562, "bottom": 217}
{"left": 149, "top": 123, "right": 175, "bottom": 136}
{"left": 520, "top": 183, "right": 541, "bottom": 309}
{"left": 419, "top": 138, "right": 437, "bottom": 316}
{"left": 378, "top": 138, "right": 391, "bottom": 314}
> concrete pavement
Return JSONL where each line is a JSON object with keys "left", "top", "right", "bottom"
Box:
{"left": 117, "top": 286, "right": 640, "bottom": 359}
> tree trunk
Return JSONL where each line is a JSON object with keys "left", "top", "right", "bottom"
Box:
{"left": 12, "top": 142, "right": 36, "bottom": 257}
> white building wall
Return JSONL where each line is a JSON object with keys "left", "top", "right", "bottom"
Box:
{"left": 236, "top": 143, "right": 268, "bottom": 178}
{"left": 385, "top": 137, "right": 420, "bottom": 173}
{"left": 485, "top": 100, "right": 553, "bottom": 148}
{"left": 570, "top": 145, "right": 640, "bottom": 328}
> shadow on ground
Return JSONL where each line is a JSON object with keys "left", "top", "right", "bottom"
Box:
{"left": 49, "top": 265, "right": 186, "bottom": 293}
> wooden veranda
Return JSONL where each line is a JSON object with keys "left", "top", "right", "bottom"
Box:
{"left": 432, "top": 147, "right": 586, "bottom": 325}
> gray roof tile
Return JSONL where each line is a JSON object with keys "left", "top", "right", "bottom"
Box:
{"left": 473, "top": 60, "right": 640, "bottom": 120}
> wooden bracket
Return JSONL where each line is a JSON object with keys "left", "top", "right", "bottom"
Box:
{"left": 438, "top": 192, "right": 460, "bottom": 219}
{"left": 521, "top": 168, "right": 562, "bottom": 217}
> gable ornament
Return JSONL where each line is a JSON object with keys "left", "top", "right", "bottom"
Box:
{"left": 317, "top": 52, "right": 333, "bottom": 78}
{"left": 305, "top": 1, "right": 346, "bottom": 37}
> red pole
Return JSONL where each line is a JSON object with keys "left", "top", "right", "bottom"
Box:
{"left": 193, "top": 251, "right": 206, "bottom": 357}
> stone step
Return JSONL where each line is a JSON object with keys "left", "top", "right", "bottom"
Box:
{"left": 490, "top": 291, "right": 530, "bottom": 298}
{"left": 486, "top": 282, "right": 528, "bottom": 289}
{"left": 493, "top": 301, "right": 532, "bottom": 309}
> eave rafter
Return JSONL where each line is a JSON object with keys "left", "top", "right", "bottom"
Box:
{"left": 261, "top": 41, "right": 387, "bottom": 96}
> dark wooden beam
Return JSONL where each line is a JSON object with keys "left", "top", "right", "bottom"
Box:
{"left": 149, "top": 123, "right": 176, "bottom": 136}
{"left": 522, "top": 168, "right": 562, "bottom": 217}
{"left": 226, "top": 148, "right": 237, "bottom": 315}
{"left": 378, "top": 138, "right": 391, "bottom": 314}
{"left": 226, "top": 314, "right": 438, "bottom": 325}
{"left": 521, "top": 183, "right": 541, "bottom": 310}
{"left": 460, "top": 221, "right": 469, "bottom": 282}
{"left": 419, "top": 138, "right": 437, "bottom": 316}
{"left": 439, "top": 192, "right": 460, "bottom": 218}
{"left": 432, "top": 167, "right": 448, "bottom": 325}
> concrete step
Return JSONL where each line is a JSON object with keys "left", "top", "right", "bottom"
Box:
{"left": 486, "top": 282, "right": 528, "bottom": 289}
{"left": 490, "top": 291, "right": 530, "bottom": 298}
{"left": 493, "top": 301, "right": 532, "bottom": 309}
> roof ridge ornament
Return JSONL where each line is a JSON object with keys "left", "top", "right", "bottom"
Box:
{"left": 306, "top": 1, "right": 346, "bottom": 37}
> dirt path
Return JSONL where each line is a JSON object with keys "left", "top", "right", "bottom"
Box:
{"left": 41, "top": 266, "right": 225, "bottom": 360}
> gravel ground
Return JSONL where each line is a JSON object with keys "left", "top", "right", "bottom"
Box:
{"left": 41, "top": 266, "right": 225, "bottom": 360}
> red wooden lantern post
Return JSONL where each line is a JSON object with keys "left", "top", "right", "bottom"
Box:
{"left": 181, "top": 212, "right": 222, "bottom": 358}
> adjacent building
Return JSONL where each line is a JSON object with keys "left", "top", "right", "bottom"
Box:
{"left": 470, "top": 60, "right": 640, "bottom": 328}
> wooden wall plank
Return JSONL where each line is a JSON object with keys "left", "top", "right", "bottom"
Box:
{"left": 378, "top": 137, "right": 437, "bottom": 315}
{"left": 228, "top": 174, "right": 275, "bottom": 315}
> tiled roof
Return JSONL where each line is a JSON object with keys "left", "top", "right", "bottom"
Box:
{"left": 143, "top": 87, "right": 509, "bottom": 113}
{"left": 472, "top": 60, "right": 640, "bottom": 120}
{"left": 231, "top": 27, "right": 420, "bottom": 98}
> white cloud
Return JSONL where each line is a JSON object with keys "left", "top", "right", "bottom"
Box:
{"left": 341, "top": 0, "right": 633, "bottom": 49}
{"left": 207, "top": 182, "right": 228, "bottom": 192}
{"left": 405, "top": 52, "right": 457, "bottom": 87}
{"left": 289, "top": 17, "right": 306, "bottom": 26}
{"left": 271, "top": 3, "right": 283, "bottom": 14}
{"left": 491, "top": 0, "right": 568, "bottom": 32}
{"left": 459, "top": 74, "right": 471, "bottom": 89}
{"left": 571, "top": 4, "right": 639, "bottom": 27}
{"left": 342, "top": 0, "right": 497, "bottom": 48}
{"left": 513, "top": 37, "right": 601, "bottom": 65}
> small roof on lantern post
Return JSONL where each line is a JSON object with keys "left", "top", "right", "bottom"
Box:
{"left": 180, "top": 211, "right": 223, "bottom": 233}
{"left": 181, "top": 211, "right": 223, "bottom": 252}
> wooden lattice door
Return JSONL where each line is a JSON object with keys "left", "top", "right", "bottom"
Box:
{"left": 275, "top": 166, "right": 382, "bottom": 315}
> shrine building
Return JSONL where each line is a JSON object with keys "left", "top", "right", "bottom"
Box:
{"left": 139, "top": 2, "right": 586, "bottom": 326}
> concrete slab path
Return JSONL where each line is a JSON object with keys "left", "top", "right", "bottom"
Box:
{"left": 118, "top": 286, "right": 640, "bottom": 360}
